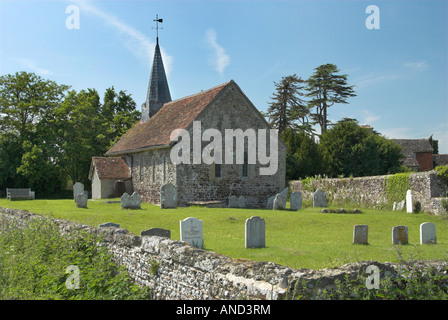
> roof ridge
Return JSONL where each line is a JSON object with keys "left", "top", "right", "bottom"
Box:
{"left": 163, "top": 80, "right": 233, "bottom": 106}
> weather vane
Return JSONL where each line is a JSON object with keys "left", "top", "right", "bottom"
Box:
{"left": 152, "top": 14, "right": 163, "bottom": 42}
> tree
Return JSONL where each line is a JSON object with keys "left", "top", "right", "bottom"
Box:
{"left": 267, "top": 74, "right": 309, "bottom": 135}
{"left": 319, "top": 119, "right": 403, "bottom": 177}
{"left": 428, "top": 134, "right": 439, "bottom": 154}
{"left": 282, "top": 127, "right": 323, "bottom": 181}
{"left": 306, "top": 64, "right": 356, "bottom": 135}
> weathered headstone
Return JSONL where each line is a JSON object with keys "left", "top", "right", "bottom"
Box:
{"left": 99, "top": 222, "right": 120, "bottom": 228}
{"left": 396, "top": 200, "right": 405, "bottom": 211}
{"left": 290, "top": 191, "right": 302, "bottom": 211}
{"left": 180, "top": 217, "right": 203, "bottom": 249}
{"left": 392, "top": 202, "right": 397, "bottom": 211}
{"left": 406, "top": 190, "right": 413, "bottom": 213}
{"left": 238, "top": 195, "right": 246, "bottom": 208}
{"left": 392, "top": 225, "right": 408, "bottom": 245}
{"left": 245, "top": 216, "right": 265, "bottom": 248}
{"left": 353, "top": 225, "right": 368, "bottom": 244}
{"left": 161, "top": 183, "right": 177, "bottom": 209}
{"left": 273, "top": 194, "right": 285, "bottom": 210}
{"left": 420, "top": 222, "right": 436, "bottom": 244}
{"left": 73, "top": 182, "right": 84, "bottom": 202}
{"left": 228, "top": 195, "right": 238, "bottom": 208}
{"left": 280, "top": 187, "right": 288, "bottom": 202}
{"left": 313, "top": 189, "right": 327, "bottom": 207}
{"left": 141, "top": 227, "right": 171, "bottom": 238}
{"left": 75, "top": 192, "right": 88, "bottom": 208}
{"left": 266, "top": 195, "right": 275, "bottom": 209}
{"left": 121, "top": 192, "right": 141, "bottom": 209}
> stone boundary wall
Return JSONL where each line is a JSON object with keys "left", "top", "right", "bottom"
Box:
{"left": 1, "top": 207, "right": 448, "bottom": 300}
{"left": 289, "top": 171, "right": 448, "bottom": 215}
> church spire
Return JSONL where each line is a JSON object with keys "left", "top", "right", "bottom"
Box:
{"left": 141, "top": 15, "right": 171, "bottom": 123}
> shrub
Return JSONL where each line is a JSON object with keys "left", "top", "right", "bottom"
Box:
{"left": 0, "top": 216, "right": 151, "bottom": 300}
{"left": 386, "top": 172, "right": 411, "bottom": 204}
{"left": 435, "top": 165, "right": 448, "bottom": 187}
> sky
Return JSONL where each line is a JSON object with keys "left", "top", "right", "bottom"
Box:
{"left": 1, "top": 0, "right": 447, "bottom": 153}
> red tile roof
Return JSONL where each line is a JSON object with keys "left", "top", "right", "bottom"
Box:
{"left": 91, "top": 157, "right": 131, "bottom": 180}
{"left": 106, "top": 81, "right": 231, "bottom": 155}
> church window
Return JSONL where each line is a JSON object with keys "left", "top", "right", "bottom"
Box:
{"left": 215, "top": 163, "right": 222, "bottom": 178}
{"left": 242, "top": 151, "right": 248, "bottom": 178}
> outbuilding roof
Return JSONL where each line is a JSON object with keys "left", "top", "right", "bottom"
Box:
{"left": 89, "top": 157, "right": 131, "bottom": 180}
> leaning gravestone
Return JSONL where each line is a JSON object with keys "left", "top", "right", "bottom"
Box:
{"left": 245, "top": 216, "right": 265, "bottom": 248}
{"left": 180, "top": 217, "right": 203, "bottom": 249}
{"left": 313, "top": 189, "right": 327, "bottom": 207}
{"left": 228, "top": 195, "right": 238, "bottom": 208}
{"left": 121, "top": 192, "right": 141, "bottom": 209}
{"left": 392, "top": 225, "right": 408, "bottom": 245}
{"left": 99, "top": 222, "right": 120, "bottom": 228}
{"left": 406, "top": 190, "right": 413, "bottom": 213}
{"left": 141, "top": 228, "right": 171, "bottom": 238}
{"left": 266, "top": 195, "right": 275, "bottom": 209}
{"left": 290, "top": 191, "right": 302, "bottom": 211}
{"left": 161, "top": 183, "right": 177, "bottom": 209}
{"left": 273, "top": 194, "right": 285, "bottom": 210}
{"left": 420, "top": 222, "right": 436, "bottom": 244}
{"left": 73, "top": 182, "right": 84, "bottom": 202}
{"left": 238, "top": 195, "right": 246, "bottom": 208}
{"left": 353, "top": 225, "right": 368, "bottom": 244}
{"left": 75, "top": 192, "right": 88, "bottom": 208}
{"left": 396, "top": 200, "right": 405, "bottom": 211}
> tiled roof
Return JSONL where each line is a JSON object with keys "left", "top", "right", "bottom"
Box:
{"left": 91, "top": 157, "right": 131, "bottom": 180}
{"left": 106, "top": 81, "right": 231, "bottom": 155}
{"left": 392, "top": 139, "right": 433, "bottom": 168}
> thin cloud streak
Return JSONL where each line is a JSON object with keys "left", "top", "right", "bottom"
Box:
{"left": 72, "top": 0, "right": 173, "bottom": 75}
{"left": 205, "top": 28, "right": 230, "bottom": 74}
{"left": 14, "top": 58, "right": 53, "bottom": 76}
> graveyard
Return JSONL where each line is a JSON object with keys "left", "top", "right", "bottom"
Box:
{"left": 1, "top": 196, "right": 447, "bottom": 271}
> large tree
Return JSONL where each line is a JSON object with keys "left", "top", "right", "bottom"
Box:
{"left": 319, "top": 119, "right": 403, "bottom": 177}
{"left": 267, "top": 74, "right": 309, "bottom": 135}
{"left": 306, "top": 64, "right": 356, "bottom": 135}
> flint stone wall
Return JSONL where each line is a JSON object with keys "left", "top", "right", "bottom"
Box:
{"left": 2, "top": 207, "right": 448, "bottom": 300}
{"left": 290, "top": 171, "right": 447, "bottom": 215}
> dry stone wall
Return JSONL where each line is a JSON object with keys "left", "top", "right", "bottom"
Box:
{"left": 290, "top": 171, "right": 447, "bottom": 214}
{"left": 2, "top": 207, "right": 448, "bottom": 300}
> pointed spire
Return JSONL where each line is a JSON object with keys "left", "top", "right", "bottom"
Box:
{"left": 141, "top": 16, "right": 171, "bottom": 123}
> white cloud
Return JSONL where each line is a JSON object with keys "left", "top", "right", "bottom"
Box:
{"left": 72, "top": 0, "right": 173, "bottom": 74}
{"left": 352, "top": 72, "right": 406, "bottom": 90}
{"left": 205, "top": 28, "right": 230, "bottom": 74}
{"left": 378, "top": 127, "right": 411, "bottom": 139}
{"left": 14, "top": 58, "right": 53, "bottom": 76}
{"left": 404, "top": 61, "right": 429, "bottom": 71}
{"left": 361, "top": 110, "right": 380, "bottom": 124}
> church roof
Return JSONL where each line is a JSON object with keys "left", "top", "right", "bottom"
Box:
{"left": 89, "top": 157, "right": 131, "bottom": 180}
{"left": 106, "top": 81, "right": 231, "bottom": 155}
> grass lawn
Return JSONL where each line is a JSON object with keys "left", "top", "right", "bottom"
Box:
{"left": 1, "top": 198, "right": 448, "bottom": 270}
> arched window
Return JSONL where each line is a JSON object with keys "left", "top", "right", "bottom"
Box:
{"left": 242, "top": 151, "right": 248, "bottom": 178}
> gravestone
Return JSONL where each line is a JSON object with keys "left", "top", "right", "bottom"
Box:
{"left": 280, "top": 187, "right": 288, "bottom": 202}
{"left": 392, "top": 202, "right": 397, "bottom": 211}
{"left": 238, "top": 195, "right": 246, "bottom": 208}
{"left": 266, "top": 195, "right": 275, "bottom": 209}
{"left": 420, "top": 222, "right": 436, "bottom": 244}
{"left": 313, "top": 189, "right": 327, "bottom": 207}
{"left": 273, "top": 194, "right": 285, "bottom": 210}
{"left": 121, "top": 192, "right": 141, "bottom": 209}
{"left": 353, "top": 225, "right": 368, "bottom": 244}
{"left": 245, "top": 216, "right": 265, "bottom": 248}
{"left": 180, "top": 217, "right": 203, "bottom": 249}
{"left": 392, "top": 225, "right": 408, "bottom": 245}
{"left": 141, "top": 227, "right": 171, "bottom": 238}
{"left": 73, "top": 182, "right": 84, "bottom": 201}
{"left": 161, "top": 183, "right": 177, "bottom": 209}
{"left": 396, "top": 200, "right": 405, "bottom": 211}
{"left": 99, "top": 222, "right": 120, "bottom": 228}
{"left": 290, "top": 191, "right": 302, "bottom": 211}
{"left": 75, "top": 192, "right": 88, "bottom": 208}
{"left": 228, "top": 195, "right": 238, "bottom": 208}
{"left": 406, "top": 190, "right": 413, "bottom": 213}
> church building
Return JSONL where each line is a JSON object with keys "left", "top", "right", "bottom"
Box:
{"left": 89, "top": 32, "right": 286, "bottom": 208}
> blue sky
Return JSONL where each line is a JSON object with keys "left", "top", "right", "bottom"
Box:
{"left": 1, "top": 0, "right": 447, "bottom": 153}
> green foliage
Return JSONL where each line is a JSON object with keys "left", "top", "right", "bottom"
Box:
{"left": 386, "top": 172, "right": 411, "bottom": 204}
{"left": 282, "top": 128, "right": 323, "bottom": 181}
{"left": 0, "top": 72, "right": 140, "bottom": 195}
{"left": 0, "top": 216, "right": 150, "bottom": 299}
{"left": 319, "top": 119, "right": 403, "bottom": 177}
{"left": 435, "top": 165, "right": 448, "bottom": 186}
